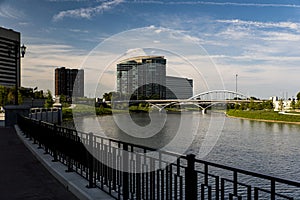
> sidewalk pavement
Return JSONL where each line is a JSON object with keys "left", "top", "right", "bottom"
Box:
{"left": 13, "top": 125, "right": 114, "bottom": 200}
{"left": 0, "top": 127, "right": 78, "bottom": 200}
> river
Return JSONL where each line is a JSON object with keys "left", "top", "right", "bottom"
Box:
{"left": 64, "top": 111, "right": 300, "bottom": 183}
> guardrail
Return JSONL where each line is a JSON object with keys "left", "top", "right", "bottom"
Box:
{"left": 17, "top": 116, "right": 300, "bottom": 199}
{"left": 29, "top": 108, "right": 62, "bottom": 124}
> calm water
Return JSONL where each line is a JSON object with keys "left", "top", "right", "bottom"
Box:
{"left": 64, "top": 112, "right": 300, "bottom": 183}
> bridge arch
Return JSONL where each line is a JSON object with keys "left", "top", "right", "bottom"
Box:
{"left": 188, "top": 90, "right": 249, "bottom": 100}
{"left": 148, "top": 90, "right": 250, "bottom": 113}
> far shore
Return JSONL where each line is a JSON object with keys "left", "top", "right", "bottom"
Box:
{"left": 226, "top": 113, "right": 300, "bottom": 125}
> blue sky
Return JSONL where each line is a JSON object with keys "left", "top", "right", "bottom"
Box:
{"left": 1, "top": 0, "right": 300, "bottom": 99}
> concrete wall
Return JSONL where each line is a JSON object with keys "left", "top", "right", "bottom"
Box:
{"left": 4, "top": 105, "right": 30, "bottom": 127}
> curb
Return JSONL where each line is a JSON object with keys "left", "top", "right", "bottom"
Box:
{"left": 14, "top": 125, "right": 114, "bottom": 200}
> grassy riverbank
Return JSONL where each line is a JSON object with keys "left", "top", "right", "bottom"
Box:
{"left": 62, "top": 104, "right": 152, "bottom": 120}
{"left": 62, "top": 105, "right": 113, "bottom": 120}
{"left": 226, "top": 110, "right": 300, "bottom": 123}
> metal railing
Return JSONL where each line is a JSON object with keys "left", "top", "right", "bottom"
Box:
{"left": 17, "top": 116, "right": 300, "bottom": 199}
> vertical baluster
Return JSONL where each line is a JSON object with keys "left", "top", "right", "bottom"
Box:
{"left": 221, "top": 178, "right": 225, "bottom": 200}
{"left": 247, "top": 185, "right": 251, "bottom": 200}
{"left": 161, "top": 167, "right": 165, "bottom": 200}
{"left": 215, "top": 177, "right": 219, "bottom": 200}
{"left": 52, "top": 124, "right": 58, "bottom": 162}
{"left": 112, "top": 147, "right": 117, "bottom": 191}
{"left": 150, "top": 157, "right": 155, "bottom": 200}
{"left": 87, "top": 132, "right": 95, "bottom": 188}
{"left": 254, "top": 188, "right": 259, "bottom": 200}
{"left": 136, "top": 153, "right": 141, "bottom": 200}
{"left": 122, "top": 143, "right": 129, "bottom": 200}
{"left": 108, "top": 140, "right": 112, "bottom": 194}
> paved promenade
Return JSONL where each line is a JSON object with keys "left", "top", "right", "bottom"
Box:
{"left": 0, "top": 127, "right": 78, "bottom": 200}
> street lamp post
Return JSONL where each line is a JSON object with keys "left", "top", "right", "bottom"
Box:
{"left": 12, "top": 43, "right": 26, "bottom": 105}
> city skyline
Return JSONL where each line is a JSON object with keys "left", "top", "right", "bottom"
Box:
{"left": 1, "top": 0, "right": 300, "bottom": 98}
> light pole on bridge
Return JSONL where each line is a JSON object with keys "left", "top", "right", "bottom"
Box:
{"left": 235, "top": 74, "right": 238, "bottom": 100}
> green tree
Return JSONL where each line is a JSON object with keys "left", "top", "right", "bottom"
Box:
{"left": 291, "top": 99, "right": 296, "bottom": 110}
{"left": 44, "top": 90, "right": 54, "bottom": 108}
{"left": 103, "top": 92, "right": 111, "bottom": 101}
{"left": 248, "top": 99, "right": 255, "bottom": 110}
{"left": 279, "top": 99, "right": 284, "bottom": 111}
{"left": 34, "top": 90, "right": 44, "bottom": 99}
{"left": 7, "top": 91, "right": 14, "bottom": 104}
{"left": 255, "top": 102, "right": 263, "bottom": 110}
{"left": 297, "top": 92, "right": 300, "bottom": 101}
{"left": 240, "top": 102, "right": 247, "bottom": 110}
{"left": 234, "top": 103, "right": 240, "bottom": 110}
{"left": 60, "top": 94, "right": 70, "bottom": 107}
{"left": 262, "top": 100, "right": 273, "bottom": 110}
{"left": 296, "top": 100, "right": 300, "bottom": 109}
{"left": 18, "top": 90, "right": 23, "bottom": 105}
{"left": 0, "top": 86, "right": 8, "bottom": 106}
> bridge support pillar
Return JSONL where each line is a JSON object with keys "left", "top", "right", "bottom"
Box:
{"left": 202, "top": 109, "right": 207, "bottom": 114}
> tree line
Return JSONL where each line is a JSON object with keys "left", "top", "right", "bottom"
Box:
{"left": 0, "top": 86, "right": 54, "bottom": 108}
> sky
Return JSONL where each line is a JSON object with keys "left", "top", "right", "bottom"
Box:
{"left": 1, "top": 0, "right": 300, "bottom": 99}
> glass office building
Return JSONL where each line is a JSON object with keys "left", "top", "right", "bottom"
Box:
{"left": 166, "top": 76, "right": 193, "bottom": 99}
{"left": 117, "top": 56, "right": 166, "bottom": 99}
{"left": 55, "top": 67, "right": 84, "bottom": 98}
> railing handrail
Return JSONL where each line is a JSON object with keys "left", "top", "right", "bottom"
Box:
{"left": 193, "top": 158, "right": 300, "bottom": 187}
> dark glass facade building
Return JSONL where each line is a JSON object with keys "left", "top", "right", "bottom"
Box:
{"left": 166, "top": 76, "right": 193, "bottom": 99}
{"left": 0, "top": 27, "right": 21, "bottom": 87}
{"left": 117, "top": 56, "right": 166, "bottom": 99}
{"left": 55, "top": 67, "right": 84, "bottom": 98}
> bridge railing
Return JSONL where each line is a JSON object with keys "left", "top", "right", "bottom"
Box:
{"left": 17, "top": 116, "right": 300, "bottom": 200}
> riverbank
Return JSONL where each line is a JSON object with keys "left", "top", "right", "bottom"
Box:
{"left": 226, "top": 110, "right": 300, "bottom": 125}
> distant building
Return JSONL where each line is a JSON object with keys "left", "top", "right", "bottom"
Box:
{"left": 166, "top": 76, "right": 193, "bottom": 99}
{"left": 117, "top": 56, "right": 166, "bottom": 99}
{"left": 55, "top": 67, "right": 84, "bottom": 98}
{"left": 270, "top": 96, "right": 293, "bottom": 111}
{"left": 0, "top": 27, "right": 21, "bottom": 87}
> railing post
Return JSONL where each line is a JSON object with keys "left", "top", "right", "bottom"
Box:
{"left": 122, "top": 143, "right": 129, "bottom": 200}
{"left": 185, "top": 154, "right": 197, "bottom": 200}
{"left": 87, "top": 132, "right": 95, "bottom": 188}
{"left": 271, "top": 179, "right": 275, "bottom": 200}
{"left": 52, "top": 124, "right": 58, "bottom": 162}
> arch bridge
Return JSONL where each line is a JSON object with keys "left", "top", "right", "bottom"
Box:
{"left": 145, "top": 90, "right": 257, "bottom": 113}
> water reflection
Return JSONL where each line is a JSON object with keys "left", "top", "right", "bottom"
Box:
{"left": 63, "top": 112, "right": 300, "bottom": 182}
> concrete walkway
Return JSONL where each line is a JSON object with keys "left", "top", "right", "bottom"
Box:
{"left": 0, "top": 127, "right": 78, "bottom": 200}
{"left": 14, "top": 125, "right": 114, "bottom": 200}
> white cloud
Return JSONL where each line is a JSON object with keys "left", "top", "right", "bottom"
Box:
{"left": 0, "top": 4, "right": 24, "bottom": 19}
{"left": 130, "top": 1, "right": 300, "bottom": 9}
{"left": 216, "top": 19, "right": 299, "bottom": 31}
{"left": 53, "top": 0, "right": 124, "bottom": 21}
{"left": 261, "top": 31, "right": 300, "bottom": 41}
{"left": 69, "top": 28, "right": 89, "bottom": 33}
{"left": 22, "top": 44, "right": 87, "bottom": 92}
